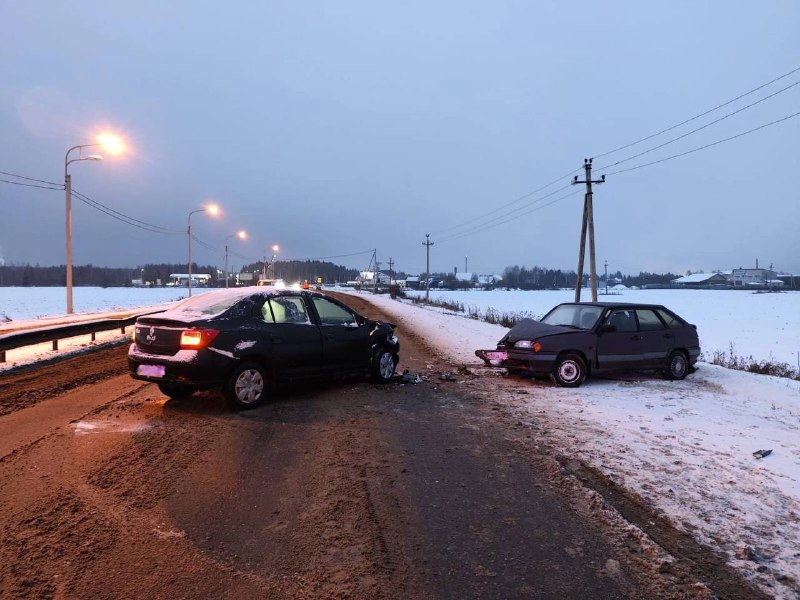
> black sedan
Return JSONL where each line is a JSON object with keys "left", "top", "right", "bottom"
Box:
{"left": 128, "top": 287, "right": 399, "bottom": 408}
{"left": 476, "top": 302, "right": 700, "bottom": 387}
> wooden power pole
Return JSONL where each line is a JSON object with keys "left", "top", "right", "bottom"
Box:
{"left": 572, "top": 158, "right": 605, "bottom": 302}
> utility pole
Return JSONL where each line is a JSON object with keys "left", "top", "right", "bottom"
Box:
{"left": 572, "top": 158, "right": 605, "bottom": 302}
{"left": 388, "top": 257, "right": 394, "bottom": 287}
{"left": 604, "top": 260, "right": 608, "bottom": 295}
{"left": 423, "top": 234, "right": 434, "bottom": 300}
{"left": 465, "top": 257, "right": 468, "bottom": 274}
{"left": 373, "top": 260, "right": 381, "bottom": 294}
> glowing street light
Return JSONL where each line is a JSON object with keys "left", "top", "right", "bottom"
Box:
{"left": 261, "top": 244, "right": 280, "bottom": 280}
{"left": 187, "top": 203, "right": 219, "bottom": 296}
{"left": 64, "top": 132, "right": 126, "bottom": 314}
{"left": 225, "top": 230, "right": 247, "bottom": 288}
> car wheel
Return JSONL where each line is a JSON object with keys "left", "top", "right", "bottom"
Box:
{"left": 664, "top": 350, "right": 689, "bottom": 380}
{"left": 157, "top": 382, "right": 194, "bottom": 399}
{"left": 552, "top": 354, "right": 587, "bottom": 388}
{"left": 224, "top": 361, "right": 268, "bottom": 409}
{"left": 372, "top": 348, "right": 396, "bottom": 383}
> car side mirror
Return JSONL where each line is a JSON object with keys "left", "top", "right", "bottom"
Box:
{"left": 600, "top": 324, "right": 617, "bottom": 333}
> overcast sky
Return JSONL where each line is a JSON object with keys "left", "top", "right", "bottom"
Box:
{"left": 1, "top": 1, "right": 798, "bottom": 277}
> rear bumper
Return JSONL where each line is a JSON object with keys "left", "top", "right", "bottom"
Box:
{"left": 127, "top": 344, "right": 232, "bottom": 387}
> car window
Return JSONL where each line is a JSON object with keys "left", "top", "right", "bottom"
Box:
{"left": 267, "top": 296, "right": 311, "bottom": 324}
{"left": 636, "top": 309, "right": 665, "bottom": 331}
{"left": 604, "top": 309, "right": 637, "bottom": 332}
{"left": 656, "top": 309, "right": 686, "bottom": 329}
{"left": 312, "top": 297, "right": 359, "bottom": 326}
{"left": 542, "top": 304, "right": 603, "bottom": 328}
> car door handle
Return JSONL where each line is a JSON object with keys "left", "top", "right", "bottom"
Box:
{"left": 663, "top": 333, "right": 674, "bottom": 339}
{"left": 631, "top": 335, "right": 642, "bottom": 341}
{"left": 269, "top": 336, "right": 283, "bottom": 343}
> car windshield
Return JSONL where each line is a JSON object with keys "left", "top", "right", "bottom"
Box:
{"left": 541, "top": 304, "right": 604, "bottom": 330}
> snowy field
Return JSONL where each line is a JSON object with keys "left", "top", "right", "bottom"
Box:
{"left": 355, "top": 292, "right": 800, "bottom": 599}
{"left": 407, "top": 288, "right": 800, "bottom": 369}
{"left": 0, "top": 286, "right": 194, "bottom": 321}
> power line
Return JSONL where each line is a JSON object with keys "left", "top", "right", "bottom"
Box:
{"left": 289, "top": 249, "right": 376, "bottom": 261}
{"left": 71, "top": 189, "right": 181, "bottom": 234}
{"left": 438, "top": 188, "right": 583, "bottom": 244}
{"left": 190, "top": 234, "right": 220, "bottom": 254}
{"left": 592, "top": 64, "right": 800, "bottom": 160}
{"left": 596, "top": 78, "right": 800, "bottom": 171}
{"left": 0, "top": 178, "right": 62, "bottom": 191}
{"left": 431, "top": 167, "right": 581, "bottom": 237}
{"left": 437, "top": 183, "right": 574, "bottom": 243}
{"left": 0, "top": 169, "right": 61, "bottom": 187}
{"left": 431, "top": 65, "right": 800, "bottom": 241}
{"left": 605, "top": 109, "right": 800, "bottom": 176}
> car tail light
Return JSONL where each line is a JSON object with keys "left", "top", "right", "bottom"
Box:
{"left": 179, "top": 329, "right": 220, "bottom": 349}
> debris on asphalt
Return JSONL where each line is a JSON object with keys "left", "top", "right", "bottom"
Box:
{"left": 396, "top": 370, "right": 423, "bottom": 384}
{"left": 753, "top": 449, "right": 773, "bottom": 459}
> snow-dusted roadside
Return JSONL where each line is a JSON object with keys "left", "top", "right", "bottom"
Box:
{"left": 355, "top": 291, "right": 800, "bottom": 599}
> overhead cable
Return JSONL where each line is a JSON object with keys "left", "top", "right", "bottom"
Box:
{"left": 605, "top": 110, "right": 800, "bottom": 176}
{"left": 592, "top": 64, "right": 800, "bottom": 160}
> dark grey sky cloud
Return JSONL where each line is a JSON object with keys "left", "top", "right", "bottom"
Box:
{"left": 1, "top": 1, "right": 798, "bottom": 277}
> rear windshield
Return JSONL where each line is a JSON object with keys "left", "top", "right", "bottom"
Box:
{"left": 165, "top": 289, "right": 255, "bottom": 318}
{"left": 541, "top": 304, "right": 604, "bottom": 329}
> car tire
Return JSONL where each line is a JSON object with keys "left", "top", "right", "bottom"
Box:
{"left": 552, "top": 353, "right": 587, "bottom": 388}
{"left": 371, "top": 348, "right": 397, "bottom": 383}
{"left": 224, "top": 361, "right": 268, "bottom": 409}
{"left": 157, "top": 382, "right": 194, "bottom": 399}
{"left": 664, "top": 350, "right": 689, "bottom": 380}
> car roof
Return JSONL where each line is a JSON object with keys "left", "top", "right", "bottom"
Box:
{"left": 554, "top": 301, "right": 669, "bottom": 310}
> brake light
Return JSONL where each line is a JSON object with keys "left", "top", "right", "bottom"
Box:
{"left": 179, "top": 329, "right": 220, "bottom": 349}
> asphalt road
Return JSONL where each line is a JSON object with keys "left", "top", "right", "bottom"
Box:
{"left": 0, "top": 293, "right": 768, "bottom": 599}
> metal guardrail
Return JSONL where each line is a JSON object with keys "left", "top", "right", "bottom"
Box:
{"left": 0, "top": 311, "right": 163, "bottom": 363}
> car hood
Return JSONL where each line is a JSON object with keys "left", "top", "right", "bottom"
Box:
{"left": 502, "top": 319, "right": 577, "bottom": 343}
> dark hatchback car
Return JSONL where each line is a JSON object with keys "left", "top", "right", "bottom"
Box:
{"left": 476, "top": 302, "right": 700, "bottom": 387}
{"left": 128, "top": 287, "right": 399, "bottom": 409}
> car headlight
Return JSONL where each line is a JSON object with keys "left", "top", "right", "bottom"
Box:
{"left": 514, "top": 340, "right": 542, "bottom": 352}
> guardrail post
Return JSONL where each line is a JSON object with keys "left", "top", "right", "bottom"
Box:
{"left": 91, "top": 332, "right": 96, "bottom": 342}
{"left": 0, "top": 350, "right": 5, "bottom": 363}
{"left": 52, "top": 340, "right": 59, "bottom": 351}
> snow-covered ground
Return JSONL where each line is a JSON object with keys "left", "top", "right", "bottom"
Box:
{"left": 0, "top": 286, "right": 195, "bottom": 321}
{"left": 408, "top": 288, "right": 800, "bottom": 368}
{"left": 355, "top": 292, "right": 800, "bottom": 599}
{"left": 2, "top": 285, "right": 799, "bottom": 596}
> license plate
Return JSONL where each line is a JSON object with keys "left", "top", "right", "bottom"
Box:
{"left": 484, "top": 351, "right": 508, "bottom": 362}
{"left": 137, "top": 364, "right": 165, "bottom": 378}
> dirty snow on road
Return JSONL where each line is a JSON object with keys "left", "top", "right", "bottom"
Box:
{"left": 356, "top": 291, "right": 800, "bottom": 599}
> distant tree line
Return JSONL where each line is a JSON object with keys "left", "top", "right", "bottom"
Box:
{"left": 500, "top": 265, "right": 680, "bottom": 290}
{"left": 0, "top": 260, "right": 359, "bottom": 287}
{"left": 501, "top": 265, "right": 579, "bottom": 290}
{"left": 239, "top": 260, "right": 359, "bottom": 284}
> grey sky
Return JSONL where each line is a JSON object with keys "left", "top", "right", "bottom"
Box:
{"left": 1, "top": 1, "right": 798, "bottom": 277}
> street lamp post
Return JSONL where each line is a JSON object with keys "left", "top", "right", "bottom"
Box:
{"left": 224, "top": 230, "right": 247, "bottom": 288}
{"left": 270, "top": 245, "right": 280, "bottom": 279}
{"left": 63, "top": 134, "right": 125, "bottom": 314}
{"left": 64, "top": 147, "right": 102, "bottom": 314}
{"left": 187, "top": 204, "right": 219, "bottom": 296}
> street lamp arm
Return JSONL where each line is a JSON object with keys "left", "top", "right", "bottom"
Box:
{"left": 64, "top": 144, "right": 100, "bottom": 178}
